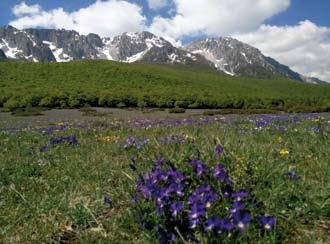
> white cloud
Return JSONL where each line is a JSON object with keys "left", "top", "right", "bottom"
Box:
{"left": 149, "top": 0, "right": 290, "bottom": 40}
{"left": 10, "top": 0, "right": 147, "bottom": 37}
{"left": 236, "top": 20, "right": 330, "bottom": 81}
{"left": 12, "top": 1, "right": 42, "bottom": 17}
{"left": 148, "top": 0, "right": 169, "bottom": 10}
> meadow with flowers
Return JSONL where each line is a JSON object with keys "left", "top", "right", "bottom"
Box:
{"left": 0, "top": 111, "right": 329, "bottom": 243}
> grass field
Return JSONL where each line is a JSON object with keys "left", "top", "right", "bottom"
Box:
{"left": 0, "top": 112, "right": 329, "bottom": 243}
{"left": 0, "top": 61, "right": 329, "bottom": 112}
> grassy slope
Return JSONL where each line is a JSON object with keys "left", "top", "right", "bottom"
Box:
{"left": 0, "top": 60, "right": 329, "bottom": 110}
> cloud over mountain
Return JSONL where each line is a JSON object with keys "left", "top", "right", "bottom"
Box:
{"left": 10, "top": 0, "right": 147, "bottom": 37}
{"left": 149, "top": 0, "right": 290, "bottom": 39}
{"left": 236, "top": 20, "right": 330, "bottom": 81}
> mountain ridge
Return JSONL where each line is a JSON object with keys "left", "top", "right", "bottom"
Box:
{"left": 0, "top": 25, "right": 327, "bottom": 83}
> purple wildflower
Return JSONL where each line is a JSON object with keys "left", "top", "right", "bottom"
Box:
{"left": 205, "top": 216, "right": 221, "bottom": 231}
{"left": 230, "top": 201, "right": 246, "bottom": 214}
{"left": 215, "top": 145, "right": 224, "bottom": 154}
{"left": 189, "top": 218, "right": 201, "bottom": 229}
{"left": 213, "top": 164, "right": 229, "bottom": 182}
{"left": 104, "top": 196, "right": 113, "bottom": 209}
{"left": 124, "top": 136, "right": 149, "bottom": 149}
{"left": 50, "top": 135, "right": 78, "bottom": 145}
{"left": 140, "top": 185, "right": 152, "bottom": 199}
{"left": 170, "top": 202, "right": 184, "bottom": 217}
{"left": 131, "top": 195, "right": 139, "bottom": 203}
{"left": 206, "top": 217, "right": 234, "bottom": 234}
{"left": 39, "top": 145, "right": 49, "bottom": 153}
{"left": 232, "top": 189, "right": 248, "bottom": 202}
{"left": 256, "top": 119, "right": 267, "bottom": 127}
{"left": 258, "top": 215, "right": 276, "bottom": 230}
{"left": 220, "top": 218, "right": 234, "bottom": 232}
{"left": 155, "top": 157, "right": 165, "bottom": 167}
{"left": 188, "top": 204, "right": 206, "bottom": 220}
{"left": 286, "top": 171, "right": 300, "bottom": 179}
{"left": 159, "top": 136, "right": 185, "bottom": 143}
{"left": 233, "top": 211, "right": 251, "bottom": 232}
{"left": 189, "top": 160, "right": 208, "bottom": 176}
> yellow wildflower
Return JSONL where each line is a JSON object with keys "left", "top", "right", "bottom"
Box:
{"left": 279, "top": 149, "right": 289, "bottom": 156}
{"left": 97, "top": 135, "right": 120, "bottom": 143}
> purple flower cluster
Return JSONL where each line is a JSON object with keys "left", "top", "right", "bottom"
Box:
{"left": 256, "top": 119, "right": 267, "bottom": 128}
{"left": 213, "top": 163, "right": 230, "bottom": 183}
{"left": 124, "top": 136, "right": 149, "bottom": 149}
{"left": 50, "top": 135, "right": 78, "bottom": 145}
{"left": 132, "top": 152, "right": 276, "bottom": 242}
{"left": 286, "top": 171, "right": 300, "bottom": 179}
{"left": 39, "top": 145, "right": 49, "bottom": 153}
{"left": 39, "top": 125, "right": 67, "bottom": 134}
{"left": 189, "top": 160, "right": 208, "bottom": 176}
{"left": 159, "top": 136, "right": 185, "bottom": 143}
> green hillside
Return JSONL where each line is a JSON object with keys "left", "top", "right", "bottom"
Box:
{"left": 0, "top": 60, "right": 329, "bottom": 112}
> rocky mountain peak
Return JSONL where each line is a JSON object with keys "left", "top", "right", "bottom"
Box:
{"left": 185, "top": 37, "right": 272, "bottom": 76}
{"left": 184, "top": 37, "right": 315, "bottom": 82}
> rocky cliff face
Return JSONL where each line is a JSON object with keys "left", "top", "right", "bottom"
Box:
{"left": 0, "top": 49, "right": 6, "bottom": 60}
{"left": 0, "top": 25, "right": 326, "bottom": 83}
{"left": 0, "top": 25, "right": 54, "bottom": 62}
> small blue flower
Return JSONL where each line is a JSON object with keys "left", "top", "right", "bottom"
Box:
{"left": 205, "top": 216, "right": 221, "bottom": 232}
{"left": 232, "top": 189, "right": 248, "bottom": 202}
{"left": 286, "top": 171, "right": 300, "bottom": 179}
{"left": 170, "top": 202, "right": 184, "bottom": 217}
{"left": 258, "top": 215, "right": 276, "bottom": 230}
{"left": 220, "top": 218, "right": 234, "bottom": 232}
{"left": 189, "top": 204, "right": 206, "bottom": 220}
{"left": 230, "top": 201, "right": 245, "bottom": 214}
{"left": 233, "top": 211, "right": 251, "bottom": 232}
{"left": 104, "top": 196, "right": 113, "bottom": 209}
{"left": 39, "top": 145, "right": 49, "bottom": 153}
{"left": 189, "top": 160, "right": 208, "bottom": 176}
{"left": 215, "top": 145, "right": 224, "bottom": 154}
{"left": 213, "top": 164, "right": 229, "bottom": 182}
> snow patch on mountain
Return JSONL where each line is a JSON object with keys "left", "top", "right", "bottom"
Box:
{"left": 43, "top": 41, "right": 72, "bottom": 62}
{"left": 0, "top": 39, "right": 22, "bottom": 58}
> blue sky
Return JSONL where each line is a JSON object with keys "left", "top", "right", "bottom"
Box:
{"left": 1, "top": 0, "right": 330, "bottom": 29}
{"left": 266, "top": 0, "right": 330, "bottom": 27}
{"left": 0, "top": 0, "right": 330, "bottom": 81}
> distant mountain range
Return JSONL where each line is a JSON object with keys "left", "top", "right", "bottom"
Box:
{"left": 0, "top": 25, "right": 327, "bottom": 84}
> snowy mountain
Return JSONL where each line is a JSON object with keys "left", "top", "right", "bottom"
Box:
{"left": 0, "top": 25, "right": 326, "bottom": 83}
{"left": 185, "top": 37, "right": 304, "bottom": 80}
{"left": 0, "top": 25, "right": 212, "bottom": 68}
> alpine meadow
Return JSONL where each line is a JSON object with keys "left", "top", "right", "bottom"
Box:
{"left": 1, "top": 1, "right": 330, "bottom": 244}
